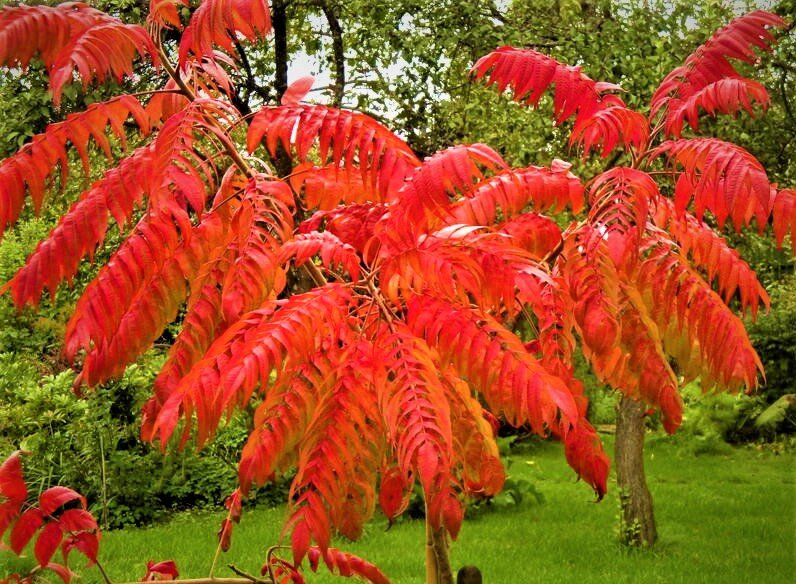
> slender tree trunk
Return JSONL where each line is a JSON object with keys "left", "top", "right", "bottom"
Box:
{"left": 425, "top": 515, "right": 453, "bottom": 584}
{"left": 615, "top": 395, "right": 657, "bottom": 547}
{"left": 271, "top": 0, "right": 293, "bottom": 178}
{"left": 272, "top": 0, "right": 289, "bottom": 101}
{"left": 319, "top": 0, "right": 345, "bottom": 107}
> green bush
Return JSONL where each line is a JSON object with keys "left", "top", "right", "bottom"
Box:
{"left": 0, "top": 350, "right": 284, "bottom": 528}
{"left": 747, "top": 273, "right": 796, "bottom": 406}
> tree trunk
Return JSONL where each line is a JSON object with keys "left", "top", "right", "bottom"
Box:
{"left": 271, "top": 0, "right": 293, "bottom": 178}
{"left": 615, "top": 395, "right": 658, "bottom": 547}
{"left": 425, "top": 516, "right": 453, "bottom": 584}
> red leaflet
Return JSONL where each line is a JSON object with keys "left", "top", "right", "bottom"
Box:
{"left": 386, "top": 144, "right": 507, "bottom": 242}
{"left": 148, "top": 0, "right": 189, "bottom": 30}
{"left": 146, "top": 82, "right": 191, "bottom": 126}
{"left": 217, "top": 518, "right": 233, "bottom": 552}
{"left": 10, "top": 508, "right": 44, "bottom": 554}
{"left": 143, "top": 560, "right": 179, "bottom": 581}
{"left": 282, "top": 76, "right": 315, "bottom": 105}
{"left": 772, "top": 189, "right": 796, "bottom": 254}
{"left": 265, "top": 556, "right": 307, "bottom": 584}
{"left": 0, "top": 4, "right": 158, "bottom": 107}
{"left": 563, "top": 423, "right": 610, "bottom": 500}
{"left": 34, "top": 523, "right": 63, "bottom": 567}
{"left": 472, "top": 47, "right": 646, "bottom": 157}
{"left": 61, "top": 531, "right": 100, "bottom": 565}
{"left": 306, "top": 547, "right": 390, "bottom": 584}
{"left": 216, "top": 490, "right": 241, "bottom": 553}
{"left": 39, "top": 487, "right": 84, "bottom": 517}
{"left": 301, "top": 203, "right": 389, "bottom": 258}
{"left": 378, "top": 467, "right": 412, "bottom": 522}
{"left": 497, "top": 213, "right": 562, "bottom": 260}
{"left": 0, "top": 452, "right": 27, "bottom": 509}
{"left": 40, "top": 563, "right": 76, "bottom": 584}
{"left": 0, "top": 96, "right": 150, "bottom": 236}
{"left": 446, "top": 163, "right": 585, "bottom": 225}
{"left": 653, "top": 138, "right": 772, "bottom": 230}
{"left": 278, "top": 231, "right": 361, "bottom": 281}
{"left": 651, "top": 11, "right": 786, "bottom": 137}
{"left": 441, "top": 492, "right": 464, "bottom": 540}
{"left": 225, "top": 489, "right": 242, "bottom": 523}
{"left": 178, "top": 0, "right": 271, "bottom": 68}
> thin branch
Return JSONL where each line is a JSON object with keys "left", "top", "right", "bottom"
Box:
{"left": 156, "top": 43, "right": 196, "bottom": 101}
{"left": 155, "top": 34, "right": 254, "bottom": 179}
{"left": 366, "top": 279, "right": 399, "bottom": 332}
{"left": 226, "top": 565, "right": 269, "bottom": 584}
{"left": 319, "top": 0, "right": 345, "bottom": 107}
{"left": 233, "top": 39, "right": 272, "bottom": 104}
{"left": 94, "top": 560, "right": 114, "bottom": 584}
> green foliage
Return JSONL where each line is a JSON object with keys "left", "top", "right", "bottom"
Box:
{"left": 468, "top": 436, "right": 547, "bottom": 513}
{"left": 0, "top": 218, "right": 71, "bottom": 354}
{"left": 0, "top": 352, "right": 247, "bottom": 528}
{"left": 754, "top": 394, "right": 796, "bottom": 436}
{"left": 672, "top": 382, "right": 737, "bottom": 455}
{"left": 748, "top": 273, "right": 796, "bottom": 405}
{"left": 668, "top": 375, "right": 796, "bottom": 451}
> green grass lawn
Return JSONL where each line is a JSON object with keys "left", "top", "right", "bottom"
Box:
{"left": 18, "top": 436, "right": 796, "bottom": 583}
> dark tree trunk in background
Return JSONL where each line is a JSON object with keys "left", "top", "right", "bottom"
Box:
{"left": 615, "top": 395, "right": 658, "bottom": 547}
{"left": 271, "top": 0, "right": 293, "bottom": 178}
{"left": 319, "top": 0, "right": 345, "bottom": 107}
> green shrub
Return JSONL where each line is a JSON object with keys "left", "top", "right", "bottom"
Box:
{"left": 0, "top": 351, "right": 283, "bottom": 528}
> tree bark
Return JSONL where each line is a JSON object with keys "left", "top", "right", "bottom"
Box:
{"left": 615, "top": 395, "right": 658, "bottom": 547}
{"left": 271, "top": 0, "right": 293, "bottom": 178}
{"left": 319, "top": 0, "right": 345, "bottom": 107}
{"left": 425, "top": 516, "right": 454, "bottom": 584}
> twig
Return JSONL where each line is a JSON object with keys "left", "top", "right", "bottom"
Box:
{"left": 227, "top": 564, "right": 270, "bottom": 584}
{"left": 94, "top": 559, "right": 114, "bottom": 584}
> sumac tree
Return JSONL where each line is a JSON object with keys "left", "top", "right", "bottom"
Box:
{"left": 0, "top": 2, "right": 792, "bottom": 583}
